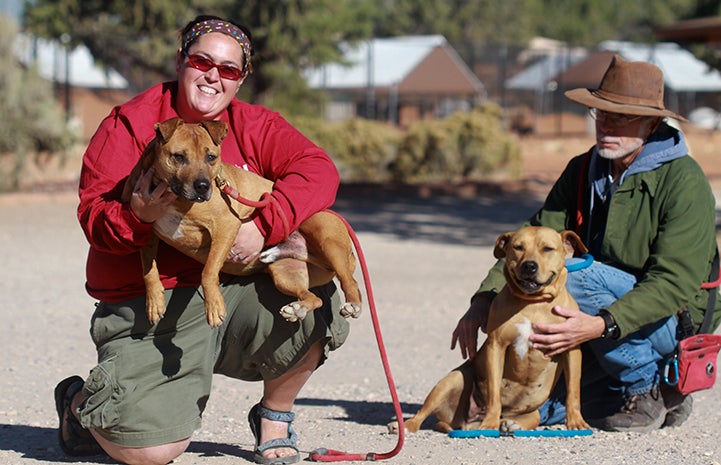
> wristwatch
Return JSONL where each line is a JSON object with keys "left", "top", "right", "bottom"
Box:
{"left": 599, "top": 310, "right": 620, "bottom": 339}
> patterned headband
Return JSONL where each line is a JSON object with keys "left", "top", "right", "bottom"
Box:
{"left": 182, "top": 19, "right": 253, "bottom": 75}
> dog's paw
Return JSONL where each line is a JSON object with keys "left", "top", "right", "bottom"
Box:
{"left": 340, "top": 302, "right": 361, "bottom": 319}
{"left": 500, "top": 419, "right": 522, "bottom": 434}
{"left": 146, "top": 300, "right": 166, "bottom": 324}
{"left": 259, "top": 246, "right": 281, "bottom": 264}
{"left": 147, "top": 309, "right": 165, "bottom": 324}
{"left": 478, "top": 419, "right": 501, "bottom": 431}
{"left": 204, "top": 299, "right": 227, "bottom": 328}
{"left": 387, "top": 420, "right": 400, "bottom": 435}
{"left": 565, "top": 416, "right": 591, "bottom": 430}
{"left": 280, "top": 302, "right": 308, "bottom": 322}
{"left": 206, "top": 312, "right": 226, "bottom": 328}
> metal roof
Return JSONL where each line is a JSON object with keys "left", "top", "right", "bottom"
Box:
{"left": 599, "top": 41, "right": 721, "bottom": 92}
{"left": 505, "top": 51, "right": 588, "bottom": 90}
{"left": 305, "top": 35, "right": 473, "bottom": 90}
{"left": 506, "top": 40, "right": 721, "bottom": 93}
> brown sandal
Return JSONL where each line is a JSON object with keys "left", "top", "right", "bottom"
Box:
{"left": 54, "top": 375, "right": 106, "bottom": 456}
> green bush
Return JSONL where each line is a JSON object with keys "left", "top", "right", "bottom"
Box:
{"left": 0, "top": 15, "right": 78, "bottom": 191}
{"left": 288, "top": 103, "right": 521, "bottom": 184}
{"left": 390, "top": 103, "right": 521, "bottom": 183}
{"left": 292, "top": 116, "right": 401, "bottom": 182}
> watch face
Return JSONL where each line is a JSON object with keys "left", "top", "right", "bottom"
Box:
{"left": 600, "top": 312, "right": 619, "bottom": 339}
{"left": 607, "top": 324, "right": 619, "bottom": 339}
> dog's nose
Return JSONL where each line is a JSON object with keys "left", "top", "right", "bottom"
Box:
{"left": 194, "top": 178, "right": 211, "bottom": 196}
{"left": 520, "top": 261, "right": 538, "bottom": 277}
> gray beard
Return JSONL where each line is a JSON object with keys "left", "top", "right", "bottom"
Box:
{"left": 596, "top": 148, "right": 626, "bottom": 160}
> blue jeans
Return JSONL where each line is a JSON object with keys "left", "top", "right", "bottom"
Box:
{"left": 539, "top": 258, "right": 679, "bottom": 425}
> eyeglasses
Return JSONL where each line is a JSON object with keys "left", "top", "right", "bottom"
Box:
{"left": 182, "top": 52, "right": 244, "bottom": 81}
{"left": 588, "top": 108, "right": 644, "bottom": 126}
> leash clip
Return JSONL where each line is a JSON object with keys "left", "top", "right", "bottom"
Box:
{"left": 215, "top": 174, "right": 228, "bottom": 190}
{"left": 664, "top": 354, "right": 679, "bottom": 387}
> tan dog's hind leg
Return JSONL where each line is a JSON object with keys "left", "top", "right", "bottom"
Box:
{"left": 267, "top": 260, "right": 324, "bottom": 322}
{"left": 299, "top": 212, "right": 362, "bottom": 319}
{"left": 403, "top": 370, "right": 465, "bottom": 433}
{"left": 390, "top": 363, "right": 473, "bottom": 434}
{"left": 561, "top": 347, "right": 591, "bottom": 430}
{"left": 323, "top": 243, "right": 361, "bottom": 319}
{"left": 141, "top": 235, "right": 166, "bottom": 324}
{"left": 262, "top": 211, "right": 362, "bottom": 322}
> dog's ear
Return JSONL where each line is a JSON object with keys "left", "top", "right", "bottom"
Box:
{"left": 493, "top": 232, "right": 514, "bottom": 259}
{"left": 200, "top": 120, "right": 229, "bottom": 146}
{"left": 155, "top": 117, "right": 184, "bottom": 143}
{"left": 560, "top": 230, "right": 588, "bottom": 256}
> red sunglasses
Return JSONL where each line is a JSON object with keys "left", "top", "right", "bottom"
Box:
{"left": 183, "top": 52, "right": 244, "bottom": 81}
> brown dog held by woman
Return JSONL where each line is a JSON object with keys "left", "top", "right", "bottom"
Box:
{"left": 392, "top": 226, "right": 591, "bottom": 434}
{"left": 121, "top": 117, "right": 362, "bottom": 327}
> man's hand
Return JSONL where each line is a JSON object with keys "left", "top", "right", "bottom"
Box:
{"left": 529, "top": 305, "right": 606, "bottom": 357}
{"left": 451, "top": 295, "right": 492, "bottom": 360}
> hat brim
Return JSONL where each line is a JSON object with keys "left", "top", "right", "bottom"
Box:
{"left": 564, "top": 88, "right": 687, "bottom": 122}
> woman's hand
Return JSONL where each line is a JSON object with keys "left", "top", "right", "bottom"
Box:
{"left": 450, "top": 294, "right": 492, "bottom": 359}
{"left": 529, "top": 306, "right": 606, "bottom": 357}
{"left": 130, "top": 169, "right": 177, "bottom": 223}
{"left": 226, "top": 219, "right": 265, "bottom": 264}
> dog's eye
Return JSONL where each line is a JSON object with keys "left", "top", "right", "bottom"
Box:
{"left": 172, "top": 153, "right": 187, "bottom": 164}
{"left": 542, "top": 246, "right": 555, "bottom": 253}
{"left": 206, "top": 153, "right": 218, "bottom": 163}
{"left": 513, "top": 244, "right": 524, "bottom": 252}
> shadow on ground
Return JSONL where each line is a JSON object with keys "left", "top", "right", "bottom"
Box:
{"left": 0, "top": 397, "right": 418, "bottom": 463}
{"left": 334, "top": 182, "right": 721, "bottom": 245}
{"left": 332, "top": 182, "right": 547, "bottom": 248}
{"left": 186, "top": 441, "right": 254, "bottom": 461}
{"left": 0, "top": 424, "right": 114, "bottom": 464}
{"left": 296, "top": 397, "right": 422, "bottom": 427}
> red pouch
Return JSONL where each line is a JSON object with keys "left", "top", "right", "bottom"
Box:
{"left": 665, "top": 334, "right": 721, "bottom": 395}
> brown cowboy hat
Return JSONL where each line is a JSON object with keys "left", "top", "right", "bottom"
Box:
{"left": 564, "top": 54, "right": 686, "bottom": 121}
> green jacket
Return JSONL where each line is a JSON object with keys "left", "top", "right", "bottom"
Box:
{"left": 476, "top": 139, "right": 720, "bottom": 338}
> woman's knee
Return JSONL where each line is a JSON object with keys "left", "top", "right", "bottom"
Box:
{"left": 96, "top": 433, "right": 190, "bottom": 465}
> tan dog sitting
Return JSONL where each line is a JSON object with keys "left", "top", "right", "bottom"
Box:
{"left": 395, "top": 226, "right": 591, "bottom": 433}
{"left": 121, "top": 117, "right": 362, "bottom": 327}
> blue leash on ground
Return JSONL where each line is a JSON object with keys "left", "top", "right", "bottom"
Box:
{"left": 449, "top": 429, "right": 593, "bottom": 438}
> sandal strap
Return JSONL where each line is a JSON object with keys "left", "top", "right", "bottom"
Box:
{"left": 257, "top": 404, "right": 295, "bottom": 423}
{"left": 256, "top": 437, "right": 299, "bottom": 454}
{"left": 256, "top": 405, "right": 298, "bottom": 446}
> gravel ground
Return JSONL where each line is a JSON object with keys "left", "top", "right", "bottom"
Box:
{"left": 1, "top": 182, "right": 721, "bottom": 465}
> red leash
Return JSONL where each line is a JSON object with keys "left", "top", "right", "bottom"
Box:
{"left": 216, "top": 175, "right": 290, "bottom": 241}
{"left": 217, "top": 176, "right": 405, "bottom": 461}
{"left": 308, "top": 211, "right": 405, "bottom": 462}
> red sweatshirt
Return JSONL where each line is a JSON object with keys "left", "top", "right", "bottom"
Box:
{"left": 78, "top": 82, "right": 339, "bottom": 302}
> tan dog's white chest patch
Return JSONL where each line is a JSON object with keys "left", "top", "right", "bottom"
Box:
{"left": 513, "top": 317, "right": 533, "bottom": 359}
{"left": 155, "top": 209, "right": 186, "bottom": 240}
